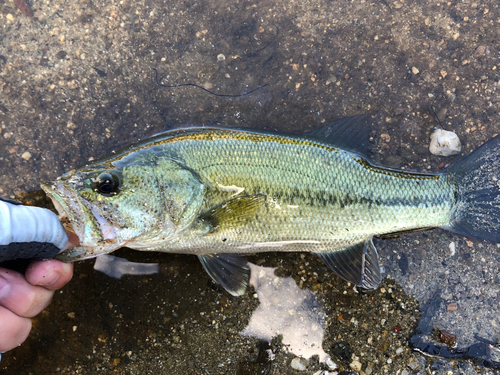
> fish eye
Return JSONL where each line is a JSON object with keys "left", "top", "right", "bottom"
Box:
{"left": 95, "top": 172, "right": 120, "bottom": 196}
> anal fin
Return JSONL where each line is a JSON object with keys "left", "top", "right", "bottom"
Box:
{"left": 198, "top": 253, "right": 249, "bottom": 296}
{"left": 375, "top": 227, "right": 436, "bottom": 240}
{"left": 316, "top": 238, "right": 382, "bottom": 290}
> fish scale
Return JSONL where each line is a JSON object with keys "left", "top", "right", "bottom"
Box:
{"left": 155, "top": 132, "right": 455, "bottom": 251}
{"left": 42, "top": 115, "right": 500, "bottom": 295}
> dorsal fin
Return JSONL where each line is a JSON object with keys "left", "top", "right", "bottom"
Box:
{"left": 305, "top": 114, "right": 372, "bottom": 157}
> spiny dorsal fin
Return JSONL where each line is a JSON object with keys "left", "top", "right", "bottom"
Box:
{"left": 305, "top": 114, "right": 372, "bottom": 157}
{"left": 199, "top": 194, "right": 266, "bottom": 234}
{"left": 316, "top": 238, "right": 382, "bottom": 290}
{"left": 198, "top": 253, "right": 249, "bottom": 296}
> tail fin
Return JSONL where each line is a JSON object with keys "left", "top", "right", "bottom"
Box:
{"left": 444, "top": 134, "right": 500, "bottom": 243}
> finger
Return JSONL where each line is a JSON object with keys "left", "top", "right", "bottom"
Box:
{"left": 64, "top": 231, "right": 80, "bottom": 250}
{"left": 25, "top": 260, "right": 74, "bottom": 290}
{"left": 0, "top": 306, "right": 32, "bottom": 352}
{"left": 0, "top": 268, "right": 55, "bottom": 318}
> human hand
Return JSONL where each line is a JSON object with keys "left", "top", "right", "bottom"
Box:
{"left": 0, "top": 198, "right": 77, "bottom": 356}
{"left": 0, "top": 259, "right": 74, "bottom": 352}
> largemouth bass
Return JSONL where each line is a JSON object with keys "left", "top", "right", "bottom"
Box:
{"left": 41, "top": 115, "right": 500, "bottom": 296}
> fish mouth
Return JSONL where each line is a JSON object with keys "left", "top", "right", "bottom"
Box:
{"left": 41, "top": 181, "right": 83, "bottom": 237}
{"left": 41, "top": 180, "right": 121, "bottom": 261}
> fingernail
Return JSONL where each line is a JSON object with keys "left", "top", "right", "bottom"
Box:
{"left": 0, "top": 276, "right": 11, "bottom": 299}
{"left": 38, "top": 271, "right": 60, "bottom": 286}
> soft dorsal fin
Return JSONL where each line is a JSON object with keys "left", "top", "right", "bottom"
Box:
{"left": 198, "top": 253, "right": 250, "bottom": 296}
{"left": 316, "top": 238, "right": 382, "bottom": 290}
{"left": 198, "top": 194, "right": 267, "bottom": 234}
{"left": 305, "top": 114, "right": 372, "bottom": 157}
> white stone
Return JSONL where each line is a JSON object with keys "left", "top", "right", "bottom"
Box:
{"left": 291, "top": 357, "right": 307, "bottom": 371}
{"left": 429, "top": 129, "right": 461, "bottom": 156}
{"left": 21, "top": 151, "right": 32, "bottom": 160}
{"left": 350, "top": 360, "right": 362, "bottom": 372}
{"left": 324, "top": 357, "right": 338, "bottom": 370}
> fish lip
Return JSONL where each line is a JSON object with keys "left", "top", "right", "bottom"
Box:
{"left": 41, "top": 180, "right": 108, "bottom": 251}
{"left": 41, "top": 180, "right": 86, "bottom": 243}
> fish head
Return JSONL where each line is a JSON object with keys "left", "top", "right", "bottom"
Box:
{"left": 41, "top": 156, "right": 205, "bottom": 261}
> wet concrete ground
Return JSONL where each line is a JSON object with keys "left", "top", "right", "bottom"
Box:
{"left": 1, "top": 0, "right": 500, "bottom": 373}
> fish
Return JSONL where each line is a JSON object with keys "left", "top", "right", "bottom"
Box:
{"left": 41, "top": 115, "right": 500, "bottom": 296}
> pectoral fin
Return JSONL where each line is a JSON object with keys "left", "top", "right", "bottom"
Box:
{"left": 198, "top": 194, "right": 266, "bottom": 234}
{"left": 198, "top": 253, "right": 250, "bottom": 296}
{"left": 316, "top": 238, "right": 382, "bottom": 290}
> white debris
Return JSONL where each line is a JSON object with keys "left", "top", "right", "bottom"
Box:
{"left": 94, "top": 254, "right": 159, "bottom": 278}
{"left": 449, "top": 241, "right": 456, "bottom": 256}
{"left": 429, "top": 129, "right": 461, "bottom": 156}
{"left": 241, "top": 264, "right": 333, "bottom": 364}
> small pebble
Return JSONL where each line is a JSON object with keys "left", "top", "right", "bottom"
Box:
{"left": 290, "top": 357, "right": 307, "bottom": 371}
{"left": 324, "top": 357, "right": 338, "bottom": 370}
{"left": 21, "top": 151, "right": 32, "bottom": 160}
{"left": 217, "top": 54, "right": 226, "bottom": 61}
{"left": 350, "top": 360, "right": 362, "bottom": 372}
{"left": 474, "top": 45, "right": 487, "bottom": 57}
{"left": 437, "top": 107, "right": 447, "bottom": 121}
{"left": 407, "top": 355, "right": 421, "bottom": 371}
{"left": 439, "top": 329, "right": 457, "bottom": 347}
{"left": 447, "top": 303, "right": 458, "bottom": 312}
{"left": 429, "top": 129, "right": 461, "bottom": 156}
{"left": 412, "top": 66, "right": 419, "bottom": 74}
{"left": 380, "top": 133, "right": 391, "bottom": 143}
